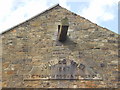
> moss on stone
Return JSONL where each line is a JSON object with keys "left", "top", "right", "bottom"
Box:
{"left": 61, "top": 17, "right": 69, "bottom": 25}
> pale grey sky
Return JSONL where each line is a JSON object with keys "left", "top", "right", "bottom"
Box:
{"left": 0, "top": 0, "right": 119, "bottom": 34}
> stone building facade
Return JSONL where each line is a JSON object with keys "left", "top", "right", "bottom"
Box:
{"left": 1, "top": 4, "right": 120, "bottom": 88}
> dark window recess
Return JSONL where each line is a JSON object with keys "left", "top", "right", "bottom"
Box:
{"left": 57, "top": 17, "right": 69, "bottom": 42}
{"left": 58, "top": 25, "right": 61, "bottom": 34}
{"left": 58, "top": 25, "right": 69, "bottom": 42}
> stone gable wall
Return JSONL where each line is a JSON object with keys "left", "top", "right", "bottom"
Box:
{"left": 1, "top": 5, "right": 119, "bottom": 88}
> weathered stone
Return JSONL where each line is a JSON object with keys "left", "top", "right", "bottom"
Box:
{"left": 1, "top": 4, "right": 119, "bottom": 88}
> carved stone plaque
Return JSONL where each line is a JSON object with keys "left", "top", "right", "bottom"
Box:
{"left": 24, "top": 59, "right": 102, "bottom": 81}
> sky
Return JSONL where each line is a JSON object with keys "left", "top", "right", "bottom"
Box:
{"left": 0, "top": 0, "right": 119, "bottom": 34}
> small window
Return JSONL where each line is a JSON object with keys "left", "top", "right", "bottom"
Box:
{"left": 58, "top": 25, "right": 61, "bottom": 33}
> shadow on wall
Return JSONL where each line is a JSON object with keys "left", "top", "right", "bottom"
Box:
{"left": 56, "top": 36, "right": 78, "bottom": 51}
